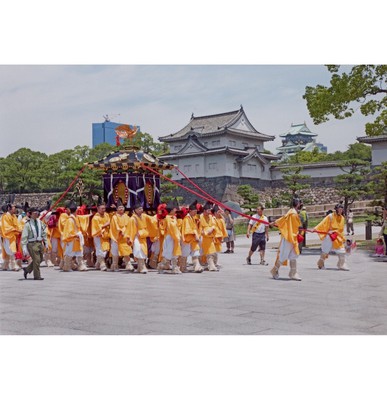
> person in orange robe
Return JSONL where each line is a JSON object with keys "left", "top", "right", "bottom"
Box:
{"left": 61, "top": 200, "right": 88, "bottom": 271}
{"left": 158, "top": 198, "right": 182, "bottom": 274}
{"left": 91, "top": 202, "right": 111, "bottom": 271}
{"left": 199, "top": 201, "right": 218, "bottom": 272}
{"left": 109, "top": 199, "right": 133, "bottom": 271}
{"left": 1, "top": 204, "right": 22, "bottom": 271}
{"left": 180, "top": 199, "right": 203, "bottom": 273}
{"left": 313, "top": 202, "right": 349, "bottom": 271}
{"left": 212, "top": 205, "right": 228, "bottom": 268}
{"left": 270, "top": 198, "right": 303, "bottom": 281}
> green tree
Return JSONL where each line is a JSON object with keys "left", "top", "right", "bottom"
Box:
{"left": 2, "top": 148, "right": 48, "bottom": 193}
{"left": 334, "top": 159, "right": 370, "bottom": 213}
{"left": 122, "top": 131, "right": 168, "bottom": 156}
{"left": 237, "top": 184, "right": 260, "bottom": 213}
{"left": 304, "top": 65, "right": 387, "bottom": 136}
{"left": 281, "top": 166, "right": 311, "bottom": 204}
{"left": 368, "top": 161, "right": 387, "bottom": 205}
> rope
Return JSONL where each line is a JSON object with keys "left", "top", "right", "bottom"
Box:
{"left": 141, "top": 163, "right": 334, "bottom": 235}
{"left": 40, "top": 164, "right": 87, "bottom": 220}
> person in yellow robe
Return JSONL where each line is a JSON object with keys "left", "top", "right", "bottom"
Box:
{"left": 128, "top": 198, "right": 152, "bottom": 274}
{"left": 158, "top": 198, "right": 182, "bottom": 274}
{"left": 109, "top": 199, "right": 133, "bottom": 271}
{"left": 313, "top": 203, "right": 349, "bottom": 271}
{"left": 270, "top": 198, "right": 303, "bottom": 281}
{"left": 180, "top": 199, "right": 203, "bottom": 273}
{"left": 1, "top": 204, "right": 22, "bottom": 271}
{"left": 57, "top": 206, "right": 70, "bottom": 269}
{"left": 61, "top": 201, "right": 88, "bottom": 271}
{"left": 91, "top": 202, "right": 111, "bottom": 271}
{"left": 213, "top": 205, "right": 228, "bottom": 268}
{"left": 148, "top": 207, "right": 164, "bottom": 269}
{"left": 199, "top": 201, "right": 218, "bottom": 271}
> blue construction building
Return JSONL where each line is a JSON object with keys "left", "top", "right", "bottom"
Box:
{"left": 92, "top": 119, "right": 140, "bottom": 148}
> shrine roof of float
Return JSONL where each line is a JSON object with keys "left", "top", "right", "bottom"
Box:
{"left": 86, "top": 146, "right": 176, "bottom": 172}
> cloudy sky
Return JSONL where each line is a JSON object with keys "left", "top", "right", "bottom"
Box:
{"left": 0, "top": 64, "right": 374, "bottom": 158}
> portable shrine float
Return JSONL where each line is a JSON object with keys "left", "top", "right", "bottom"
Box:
{"left": 86, "top": 145, "right": 176, "bottom": 211}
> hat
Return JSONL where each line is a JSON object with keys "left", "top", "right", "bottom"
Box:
{"left": 116, "top": 198, "right": 125, "bottom": 208}
{"left": 28, "top": 207, "right": 39, "bottom": 213}
{"left": 166, "top": 198, "right": 179, "bottom": 211}
{"left": 212, "top": 204, "right": 220, "bottom": 213}
{"left": 132, "top": 197, "right": 143, "bottom": 210}
{"left": 335, "top": 203, "right": 344, "bottom": 211}
{"left": 291, "top": 198, "right": 302, "bottom": 208}
{"left": 203, "top": 201, "right": 213, "bottom": 210}
{"left": 189, "top": 199, "right": 198, "bottom": 211}
{"left": 68, "top": 200, "right": 77, "bottom": 212}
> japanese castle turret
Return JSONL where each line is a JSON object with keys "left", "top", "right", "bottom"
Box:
{"left": 276, "top": 122, "right": 327, "bottom": 160}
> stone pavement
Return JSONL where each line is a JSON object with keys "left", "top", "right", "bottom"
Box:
{"left": 1, "top": 228, "right": 386, "bottom": 335}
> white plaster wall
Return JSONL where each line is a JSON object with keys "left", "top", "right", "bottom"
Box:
{"left": 372, "top": 143, "right": 387, "bottom": 165}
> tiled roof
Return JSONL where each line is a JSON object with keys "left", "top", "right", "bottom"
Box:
{"left": 159, "top": 107, "right": 274, "bottom": 142}
{"left": 357, "top": 135, "right": 387, "bottom": 143}
{"left": 87, "top": 146, "right": 175, "bottom": 172}
{"left": 280, "top": 123, "right": 317, "bottom": 137}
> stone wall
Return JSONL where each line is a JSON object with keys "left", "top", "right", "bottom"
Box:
{"left": 1, "top": 193, "right": 60, "bottom": 209}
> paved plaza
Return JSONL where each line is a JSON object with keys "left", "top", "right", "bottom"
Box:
{"left": 1, "top": 223, "right": 386, "bottom": 335}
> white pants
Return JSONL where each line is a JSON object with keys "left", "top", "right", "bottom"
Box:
{"left": 51, "top": 237, "right": 59, "bottom": 253}
{"left": 279, "top": 239, "right": 298, "bottom": 263}
{"left": 321, "top": 236, "right": 345, "bottom": 254}
{"left": 93, "top": 237, "right": 107, "bottom": 258}
{"left": 133, "top": 237, "right": 146, "bottom": 259}
{"left": 181, "top": 242, "right": 200, "bottom": 258}
{"left": 163, "top": 235, "right": 177, "bottom": 261}
{"left": 2, "top": 239, "right": 15, "bottom": 256}
{"left": 150, "top": 240, "right": 160, "bottom": 255}
{"left": 64, "top": 242, "right": 82, "bottom": 257}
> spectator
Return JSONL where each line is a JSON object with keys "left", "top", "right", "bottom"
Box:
{"left": 223, "top": 209, "right": 235, "bottom": 253}
{"left": 346, "top": 208, "right": 354, "bottom": 235}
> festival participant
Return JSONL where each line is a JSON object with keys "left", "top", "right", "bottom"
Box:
{"left": 109, "top": 198, "right": 134, "bottom": 271}
{"left": 313, "top": 202, "right": 349, "bottom": 271}
{"left": 148, "top": 203, "right": 167, "bottom": 269}
{"left": 246, "top": 205, "right": 269, "bottom": 266}
{"left": 57, "top": 205, "right": 71, "bottom": 270}
{"left": 61, "top": 200, "right": 88, "bottom": 271}
{"left": 83, "top": 204, "right": 97, "bottom": 267}
{"left": 212, "top": 204, "right": 228, "bottom": 268}
{"left": 223, "top": 209, "right": 235, "bottom": 254}
{"left": 158, "top": 198, "right": 182, "bottom": 274}
{"left": 199, "top": 201, "right": 218, "bottom": 272}
{"left": 91, "top": 202, "right": 111, "bottom": 271}
{"left": 46, "top": 208, "right": 63, "bottom": 266}
{"left": 269, "top": 198, "right": 303, "bottom": 281}
{"left": 128, "top": 198, "right": 151, "bottom": 274}
{"left": 1, "top": 204, "right": 22, "bottom": 271}
{"left": 21, "top": 207, "right": 47, "bottom": 280}
{"left": 180, "top": 199, "right": 203, "bottom": 273}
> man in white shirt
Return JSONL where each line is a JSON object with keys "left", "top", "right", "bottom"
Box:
{"left": 246, "top": 205, "right": 269, "bottom": 266}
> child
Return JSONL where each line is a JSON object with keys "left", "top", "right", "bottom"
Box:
{"left": 345, "top": 239, "right": 353, "bottom": 254}
{"left": 374, "top": 238, "right": 385, "bottom": 257}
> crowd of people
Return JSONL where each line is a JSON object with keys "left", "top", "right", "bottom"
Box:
{"left": 1, "top": 197, "right": 386, "bottom": 281}
{"left": 0, "top": 198, "right": 229, "bottom": 279}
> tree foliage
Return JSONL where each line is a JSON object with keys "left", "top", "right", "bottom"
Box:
{"left": 334, "top": 159, "right": 371, "bottom": 213}
{"left": 284, "top": 142, "right": 372, "bottom": 164}
{"left": 304, "top": 65, "right": 387, "bottom": 136}
{"left": 237, "top": 185, "right": 260, "bottom": 213}
{"left": 281, "top": 166, "right": 311, "bottom": 204}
